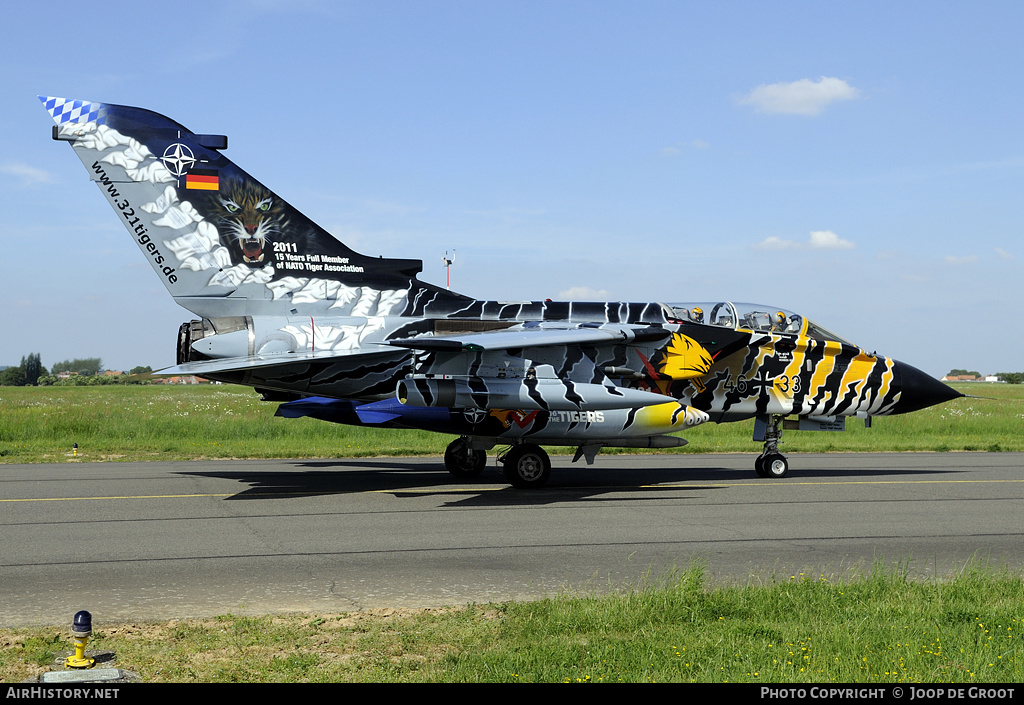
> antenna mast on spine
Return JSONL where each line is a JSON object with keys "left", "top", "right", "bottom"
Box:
{"left": 443, "top": 250, "right": 455, "bottom": 289}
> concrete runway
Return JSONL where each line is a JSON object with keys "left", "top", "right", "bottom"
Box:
{"left": 2, "top": 452, "right": 1023, "bottom": 627}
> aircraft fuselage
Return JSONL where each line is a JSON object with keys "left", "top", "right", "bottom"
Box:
{"left": 40, "top": 95, "right": 963, "bottom": 486}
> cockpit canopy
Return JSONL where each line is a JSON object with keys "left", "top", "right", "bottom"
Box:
{"left": 667, "top": 302, "right": 854, "bottom": 345}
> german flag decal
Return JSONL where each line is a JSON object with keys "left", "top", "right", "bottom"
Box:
{"left": 185, "top": 168, "right": 219, "bottom": 190}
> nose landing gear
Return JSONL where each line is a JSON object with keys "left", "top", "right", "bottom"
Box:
{"left": 754, "top": 414, "right": 789, "bottom": 478}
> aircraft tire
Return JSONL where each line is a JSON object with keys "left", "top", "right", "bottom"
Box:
{"left": 503, "top": 444, "right": 551, "bottom": 489}
{"left": 754, "top": 455, "right": 770, "bottom": 478}
{"left": 444, "top": 439, "right": 487, "bottom": 478}
{"left": 761, "top": 453, "right": 789, "bottom": 478}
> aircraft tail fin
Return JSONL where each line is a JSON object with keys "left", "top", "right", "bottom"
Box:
{"left": 40, "top": 96, "right": 465, "bottom": 319}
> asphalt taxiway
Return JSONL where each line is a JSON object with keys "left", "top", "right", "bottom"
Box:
{"left": 2, "top": 452, "right": 1022, "bottom": 627}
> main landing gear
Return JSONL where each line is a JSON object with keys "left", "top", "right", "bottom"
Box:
{"left": 498, "top": 444, "right": 551, "bottom": 489}
{"left": 754, "top": 414, "right": 789, "bottom": 478}
{"left": 443, "top": 437, "right": 552, "bottom": 489}
{"left": 443, "top": 437, "right": 487, "bottom": 478}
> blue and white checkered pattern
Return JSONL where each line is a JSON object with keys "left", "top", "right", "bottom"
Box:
{"left": 38, "top": 96, "right": 108, "bottom": 125}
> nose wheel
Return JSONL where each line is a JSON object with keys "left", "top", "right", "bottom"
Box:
{"left": 755, "top": 452, "right": 789, "bottom": 478}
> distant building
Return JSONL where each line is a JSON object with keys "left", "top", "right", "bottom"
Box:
{"left": 154, "top": 375, "right": 207, "bottom": 385}
{"left": 941, "top": 374, "right": 1002, "bottom": 383}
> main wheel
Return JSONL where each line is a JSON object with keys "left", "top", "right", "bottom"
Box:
{"left": 444, "top": 438, "right": 487, "bottom": 479}
{"left": 502, "top": 444, "right": 551, "bottom": 489}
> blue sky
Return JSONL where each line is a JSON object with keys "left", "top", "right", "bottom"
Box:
{"left": 2, "top": 1, "right": 1022, "bottom": 377}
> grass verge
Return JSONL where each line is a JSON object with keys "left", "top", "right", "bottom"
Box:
{"left": 2, "top": 563, "right": 1021, "bottom": 683}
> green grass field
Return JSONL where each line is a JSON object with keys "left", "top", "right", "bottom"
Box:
{"left": 1, "top": 382, "right": 1020, "bottom": 463}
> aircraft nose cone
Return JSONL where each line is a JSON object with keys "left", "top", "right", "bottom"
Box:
{"left": 891, "top": 361, "right": 964, "bottom": 414}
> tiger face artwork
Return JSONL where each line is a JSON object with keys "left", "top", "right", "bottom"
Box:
{"left": 203, "top": 179, "right": 288, "bottom": 268}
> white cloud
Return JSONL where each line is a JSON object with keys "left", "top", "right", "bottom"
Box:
{"left": 752, "top": 230, "right": 855, "bottom": 251}
{"left": 995, "top": 247, "right": 1016, "bottom": 261}
{"left": 808, "top": 230, "right": 855, "bottom": 249}
{"left": 558, "top": 286, "right": 611, "bottom": 300}
{"left": 660, "top": 140, "right": 709, "bottom": 156}
{"left": 753, "top": 236, "right": 796, "bottom": 251}
{"left": 944, "top": 255, "right": 978, "bottom": 265}
{"left": 0, "top": 162, "right": 53, "bottom": 185}
{"left": 737, "top": 77, "right": 860, "bottom": 116}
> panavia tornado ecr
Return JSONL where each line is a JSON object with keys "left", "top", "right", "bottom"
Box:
{"left": 40, "top": 96, "right": 963, "bottom": 488}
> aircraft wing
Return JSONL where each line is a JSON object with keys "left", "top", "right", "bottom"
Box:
{"left": 154, "top": 343, "right": 399, "bottom": 377}
{"left": 387, "top": 322, "right": 672, "bottom": 352}
{"left": 388, "top": 321, "right": 754, "bottom": 412}
{"left": 389, "top": 320, "right": 752, "bottom": 376}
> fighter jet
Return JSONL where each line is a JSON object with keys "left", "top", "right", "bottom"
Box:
{"left": 40, "top": 96, "right": 963, "bottom": 487}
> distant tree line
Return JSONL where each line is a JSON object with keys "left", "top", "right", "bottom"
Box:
{"left": 947, "top": 368, "right": 1023, "bottom": 384}
{"left": 0, "top": 354, "right": 155, "bottom": 386}
{"left": 0, "top": 353, "right": 45, "bottom": 386}
{"left": 50, "top": 357, "right": 103, "bottom": 376}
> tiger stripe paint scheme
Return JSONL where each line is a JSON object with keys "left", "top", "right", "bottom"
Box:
{"left": 683, "top": 333, "right": 901, "bottom": 423}
{"left": 41, "top": 96, "right": 963, "bottom": 487}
